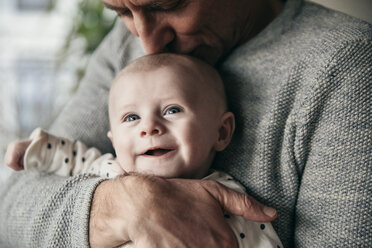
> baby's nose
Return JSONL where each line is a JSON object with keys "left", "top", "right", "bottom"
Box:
{"left": 140, "top": 128, "right": 160, "bottom": 137}
{"left": 140, "top": 118, "right": 165, "bottom": 137}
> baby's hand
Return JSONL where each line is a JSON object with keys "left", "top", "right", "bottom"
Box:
{"left": 4, "top": 140, "right": 32, "bottom": 171}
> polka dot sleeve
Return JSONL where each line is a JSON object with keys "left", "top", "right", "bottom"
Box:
{"left": 23, "top": 128, "right": 123, "bottom": 178}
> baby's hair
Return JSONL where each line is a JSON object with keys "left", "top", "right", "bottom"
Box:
{"left": 114, "top": 53, "right": 228, "bottom": 110}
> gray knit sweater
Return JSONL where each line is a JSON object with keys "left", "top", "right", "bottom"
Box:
{"left": 0, "top": 0, "right": 371, "bottom": 247}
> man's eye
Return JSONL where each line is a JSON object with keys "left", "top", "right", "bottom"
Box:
{"left": 150, "top": 0, "right": 184, "bottom": 12}
{"left": 116, "top": 9, "right": 132, "bottom": 17}
{"left": 164, "top": 107, "right": 181, "bottom": 115}
{"left": 123, "top": 114, "right": 140, "bottom": 122}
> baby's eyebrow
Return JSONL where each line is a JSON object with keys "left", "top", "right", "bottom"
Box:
{"left": 117, "top": 103, "right": 137, "bottom": 112}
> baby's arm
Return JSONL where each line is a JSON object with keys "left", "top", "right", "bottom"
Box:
{"left": 4, "top": 139, "right": 32, "bottom": 171}
{"left": 5, "top": 128, "right": 123, "bottom": 178}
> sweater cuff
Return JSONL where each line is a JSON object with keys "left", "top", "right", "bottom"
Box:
{"left": 70, "top": 175, "right": 108, "bottom": 247}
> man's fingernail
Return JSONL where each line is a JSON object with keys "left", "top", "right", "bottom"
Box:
{"left": 263, "top": 207, "right": 277, "bottom": 217}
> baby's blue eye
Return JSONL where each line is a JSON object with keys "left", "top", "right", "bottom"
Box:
{"left": 165, "top": 107, "right": 181, "bottom": 115}
{"left": 124, "top": 114, "right": 140, "bottom": 122}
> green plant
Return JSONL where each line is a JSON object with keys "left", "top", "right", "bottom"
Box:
{"left": 69, "top": 0, "right": 117, "bottom": 54}
{"left": 60, "top": 0, "right": 117, "bottom": 82}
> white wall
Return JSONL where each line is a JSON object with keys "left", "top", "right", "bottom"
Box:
{"left": 0, "top": 0, "right": 80, "bottom": 181}
{"left": 308, "top": 0, "right": 372, "bottom": 23}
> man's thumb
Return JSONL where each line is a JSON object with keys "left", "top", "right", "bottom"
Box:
{"left": 202, "top": 180, "right": 277, "bottom": 222}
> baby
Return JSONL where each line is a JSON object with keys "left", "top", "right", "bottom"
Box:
{"left": 5, "top": 53, "right": 283, "bottom": 248}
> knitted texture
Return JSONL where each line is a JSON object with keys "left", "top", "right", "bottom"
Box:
{"left": 214, "top": 1, "right": 372, "bottom": 246}
{"left": 0, "top": 0, "right": 371, "bottom": 247}
{"left": 0, "top": 171, "right": 105, "bottom": 247}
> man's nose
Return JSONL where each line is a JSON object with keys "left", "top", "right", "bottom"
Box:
{"left": 133, "top": 11, "right": 175, "bottom": 54}
{"left": 140, "top": 118, "right": 165, "bottom": 137}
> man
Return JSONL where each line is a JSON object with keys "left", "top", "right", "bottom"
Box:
{"left": 0, "top": 0, "right": 370, "bottom": 247}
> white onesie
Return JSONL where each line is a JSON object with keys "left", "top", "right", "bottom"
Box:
{"left": 24, "top": 128, "right": 284, "bottom": 248}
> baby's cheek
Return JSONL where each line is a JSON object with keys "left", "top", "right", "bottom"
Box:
{"left": 181, "top": 123, "right": 212, "bottom": 162}
{"left": 116, "top": 155, "right": 135, "bottom": 173}
{"left": 187, "top": 139, "right": 209, "bottom": 163}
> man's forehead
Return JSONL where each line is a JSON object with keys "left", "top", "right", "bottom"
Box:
{"left": 102, "top": 0, "right": 180, "bottom": 9}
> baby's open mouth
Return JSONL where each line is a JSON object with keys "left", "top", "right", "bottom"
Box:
{"left": 144, "top": 148, "right": 174, "bottom": 156}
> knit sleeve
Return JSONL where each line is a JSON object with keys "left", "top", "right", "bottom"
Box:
{"left": 0, "top": 170, "right": 106, "bottom": 247}
{"left": 294, "top": 40, "right": 371, "bottom": 246}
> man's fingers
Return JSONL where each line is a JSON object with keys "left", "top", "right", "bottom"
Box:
{"left": 202, "top": 180, "right": 277, "bottom": 222}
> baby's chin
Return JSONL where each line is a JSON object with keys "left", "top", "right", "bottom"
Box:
{"left": 121, "top": 166, "right": 192, "bottom": 179}
{"left": 121, "top": 160, "right": 209, "bottom": 179}
{"left": 138, "top": 169, "right": 185, "bottom": 179}
{"left": 137, "top": 168, "right": 207, "bottom": 179}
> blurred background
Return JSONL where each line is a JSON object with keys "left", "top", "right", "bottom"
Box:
{"left": 0, "top": 0, "right": 116, "bottom": 181}
{"left": 0, "top": 0, "right": 371, "bottom": 182}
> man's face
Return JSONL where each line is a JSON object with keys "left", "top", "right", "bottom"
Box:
{"left": 102, "top": 0, "right": 246, "bottom": 65}
{"left": 108, "top": 65, "right": 226, "bottom": 178}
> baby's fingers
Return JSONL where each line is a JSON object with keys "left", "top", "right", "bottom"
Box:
{"left": 4, "top": 140, "right": 31, "bottom": 171}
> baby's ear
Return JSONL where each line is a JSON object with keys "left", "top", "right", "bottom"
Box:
{"left": 214, "top": 112, "right": 235, "bottom": 151}
{"left": 107, "top": 131, "right": 114, "bottom": 144}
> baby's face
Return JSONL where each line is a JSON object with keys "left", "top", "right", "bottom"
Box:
{"left": 108, "top": 65, "right": 227, "bottom": 179}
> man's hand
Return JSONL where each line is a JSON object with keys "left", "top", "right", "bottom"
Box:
{"left": 89, "top": 174, "right": 277, "bottom": 248}
{"left": 4, "top": 140, "right": 32, "bottom": 171}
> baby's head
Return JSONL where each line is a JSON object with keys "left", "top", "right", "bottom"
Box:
{"left": 108, "top": 53, "right": 235, "bottom": 179}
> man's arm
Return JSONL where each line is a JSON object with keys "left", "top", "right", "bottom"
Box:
{"left": 89, "top": 175, "right": 277, "bottom": 247}
{"left": 0, "top": 170, "right": 105, "bottom": 247}
{"left": 0, "top": 171, "right": 277, "bottom": 248}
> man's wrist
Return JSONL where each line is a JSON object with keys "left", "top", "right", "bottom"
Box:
{"left": 89, "top": 178, "right": 130, "bottom": 247}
